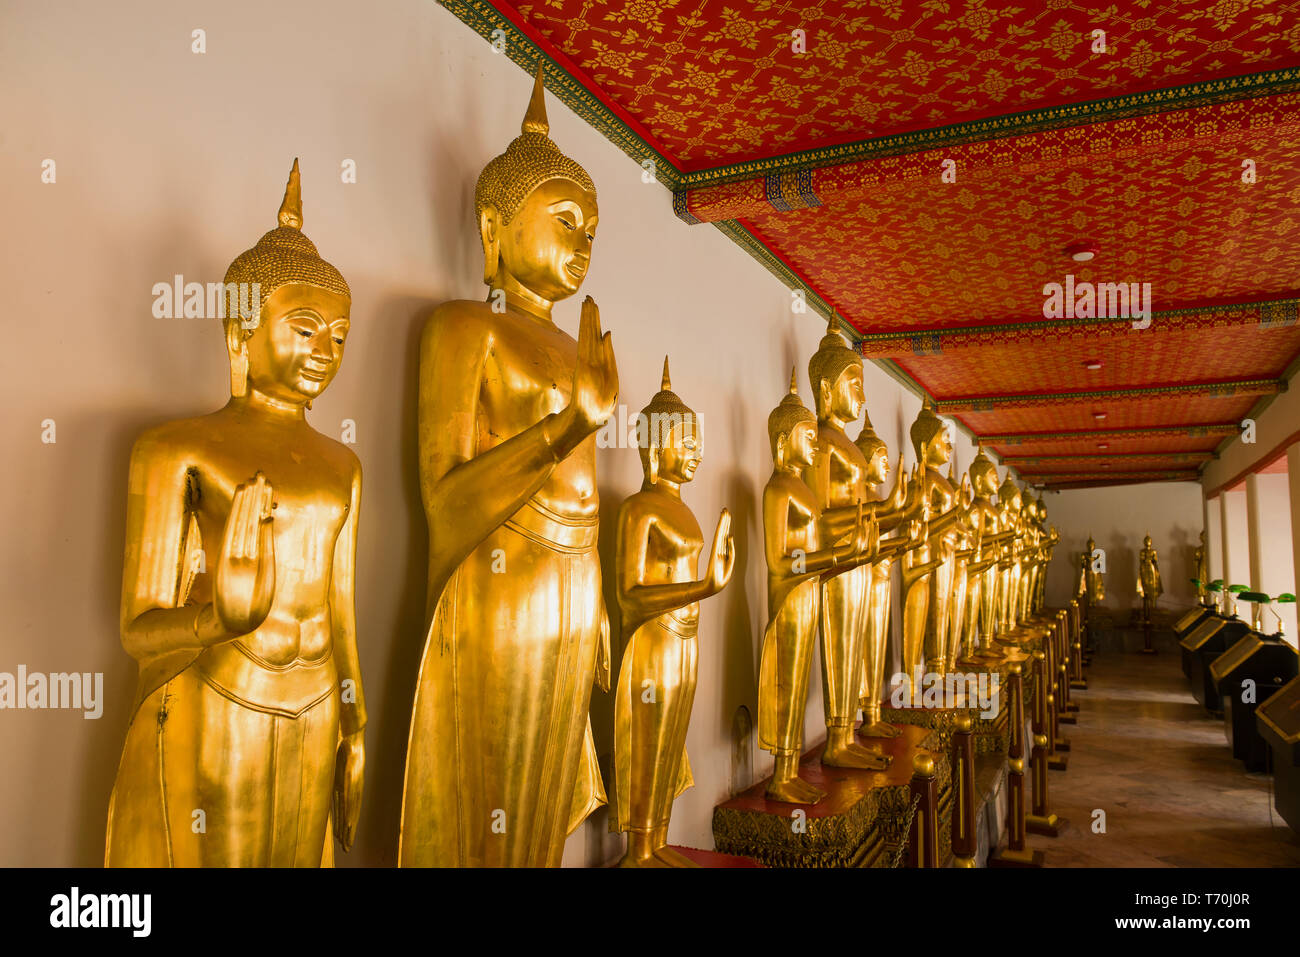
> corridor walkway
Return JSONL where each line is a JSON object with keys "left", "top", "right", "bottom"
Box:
{"left": 1031, "top": 627, "right": 1300, "bottom": 867}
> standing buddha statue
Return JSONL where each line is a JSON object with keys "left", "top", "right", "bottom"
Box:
{"left": 903, "top": 400, "right": 968, "bottom": 682}
{"left": 806, "top": 317, "right": 890, "bottom": 770}
{"left": 853, "top": 422, "right": 915, "bottom": 737}
{"left": 758, "top": 372, "right": 875, "bottom": 803}
{"left": 612, "top": 359, "right": 734, "bottom": 867}
{"left": 106, "top": 160, "right": 366, "bottom": 866}
{"left": 401, "top": 64, "right": 619, "bottom": 867}
{"left": 1138, "top": 533, "right": 1162, "bottom": 622}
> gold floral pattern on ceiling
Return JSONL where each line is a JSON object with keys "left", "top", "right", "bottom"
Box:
{"left": 507, "top": 0, "right": 1300, "bottom": 167}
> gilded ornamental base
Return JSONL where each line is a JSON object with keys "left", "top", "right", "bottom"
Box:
{"left": 712, "top": 725, "right": 946, "bottom": 868}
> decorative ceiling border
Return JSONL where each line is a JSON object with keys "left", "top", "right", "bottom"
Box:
{"left": 935, "top": 378, "right": 1285, "bottom": 413}
{"left": 859, "top": 299, "right": 1300, "bottom": 357}
{"left": 983, "top": 424, "right": 1240, "bottom": 445}
{"left": 673, "top": 67, "right": 1300, "bottom": 191}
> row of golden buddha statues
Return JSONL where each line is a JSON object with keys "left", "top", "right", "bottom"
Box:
{"left": 104, "top": 66, "right": 1058, "bottom": 868}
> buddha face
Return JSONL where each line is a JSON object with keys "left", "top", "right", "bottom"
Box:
{"left": 971, "top": 464, "right": 998, "bottom": 498}
{"left": 239, "top": 282, "right": 351, "bottom": 404}
{"left": 656, "top": 418, "right": 702, "bottom": 484}
{"left": 822, "top": 364, "right": 864, "bottom": 422}
{"left": 923, "top": 423, "right": 952, "bottom": 468}
{"left": 493, "top": 178, "right": 598, "bottom": 302}
{"left": 863, "top": 444, "right": 888, "bottom": 485}
{"left": 782, "top": 419, "right": 818, "bottom": 470}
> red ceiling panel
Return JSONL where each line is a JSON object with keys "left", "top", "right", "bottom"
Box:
{"left": 893, "top": 321, "right": 1300, "bottom": 398}
{"left": 950, "top": 392, "right": 1261, "bottom": 435}
{"left": 497, "top": 0, "right": 1300, "bottom": 169}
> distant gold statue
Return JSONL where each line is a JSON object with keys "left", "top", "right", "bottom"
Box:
{"left": 1193, "top": 530, "right": 1209, "bottom": 605}
{"left": 958, "top": 447, "right": 1006, "bottom": 661}
{"left": 106, "top": 160, "right": 366, "bottom": 867}
{"left": 612, "top": 359, "right": 734, "bottom": 867}
{"left": 853, "top": 421, "right": 914, "bottom": 736}
{"left": 901, "top": 400, "right": 967, "bottom": 685}
{"left": 401, "top": 64, "right": 618, "bottom": 867}
{"left": 806, "top": 318, "right": 891, "bottom": 769}
{"left": 759, "top": 372, "right": 875, "bottom": 804}
{"left": 1138, "top": 533, "right": 1162, "bottom": 620}
{"left": 1083, "top": 534, "right": 1105, "bottom": 603}
{"left": 995, "top": 477, "right": 1025, "bottom": 640}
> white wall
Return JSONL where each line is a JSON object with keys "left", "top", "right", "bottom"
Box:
{"left": 1248, "top": 473, "right": 1297, "bottom": 640}
{"left": 1042, "top": 482, "right": 1205, "bottom": 613}
{"left": 0, "top": 0, "right": 995, "bottom": 866}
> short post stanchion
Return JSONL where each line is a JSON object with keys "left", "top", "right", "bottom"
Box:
{"left": 908, "top": 752, "right": 938, "bottom": 868}
{"left": 952, "top": 713, "right": 977, "bottom": 867}
{"left": 990, "top": 663, "right": 1044, "bottom": 867}
{"left": 1026, "top": 732, "right": 1064, "bottom": 836}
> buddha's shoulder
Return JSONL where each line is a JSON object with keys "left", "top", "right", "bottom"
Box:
{"left": 128, "top": 412, "right": 222, "bottom": 462}
{"left": 422, "top": 299, "right": 499, "bottom": 342}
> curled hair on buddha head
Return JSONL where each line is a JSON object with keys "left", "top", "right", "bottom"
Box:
{"left": 475, "top": 61, "right": 596, "bottom": 282}
{"left": 808, "top": 312, "right": 861, "bottom": 416}
{"left": 222, "top": 159, "right": 350, "bottom": 397}
{"left": 853, "top": 414, "right": 886, "bottom": 462}
{"left": 638, "top": 356, "right": 698, "bottom": 484}
{"left": 768, "top": 367, "right": 816, "bottom": 461}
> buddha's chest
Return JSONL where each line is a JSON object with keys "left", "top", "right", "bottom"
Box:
{"left": 480, "top": 324, "right": 577, "bottom": 428}
{"left": 191, "top": 449, "right": 351, "bottom": 565}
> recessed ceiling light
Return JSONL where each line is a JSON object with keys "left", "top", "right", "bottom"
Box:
{"left": 1065, "top": 241, "right": 1099, "bottom": 262}
{"left": 1102, "top": 463, "right": 1110, "bottom": 468}
{"left": 1083, "top": 359, "right": 1103, "bottom": 370}
{"left": 1097, "top": 443, "right": 1109, "bottom": 449}
{"left": 1092, "top": 411, "right": 1107, "bottom": 421}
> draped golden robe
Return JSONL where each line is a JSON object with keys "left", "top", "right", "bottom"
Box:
{"left": 400, "top": 498, "right": 607, "bottom": 867}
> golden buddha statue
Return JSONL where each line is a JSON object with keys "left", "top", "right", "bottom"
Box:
{"left": 759, "top": 372, "right": 876, "bottom": 804}
{"left": 853, "top": 421, "right": 914, "bottom": 737}
{"left": 806, "top": 318, "right": 892, "bottom": 769}
{"left": 945, "top": 461, "right": 982, "bottom": 670}
{"left": 1018, "top": 496, "right": 1041, "bottom": 623}
{"left": 400, "top": 64, "right": 618, "bottom": 867}
{"left": 958, "top": 447, "right": 1006, "bottom": 661}
{"left": 902, "top": 400, "right": 968, "bottom": 682}
{"left": 1138, "top": 533, "right": 1162, "bottom": 620}
{"left": 1193, "top": 530, "right": 1209, "bottom": 605}
{"left": 106, "top": 160, "right": 366, "bottom": 867}
{"left": 1034, "top": 498, "right": 1059, "bottom": 613}
{"left": 1083, "top": 534, "right": 1105, "bottom": 603}
{"left": 612, "top": 359, "right": 734, "bottom": 867}
{"left": 995, "top": 476, "right": 1025, "bottom": 638}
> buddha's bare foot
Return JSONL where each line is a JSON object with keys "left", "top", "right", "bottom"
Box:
{"left": 766, "top": 775, "right": 825, "bottom": 805}
{"left": 859, "top": 719, "right": 901, "bottom": 738}
{"left": 652, "top": 845, "right": 698, "bottom": 868}
{"left": 822, "top": 738, "right": 891, "bottom": 770}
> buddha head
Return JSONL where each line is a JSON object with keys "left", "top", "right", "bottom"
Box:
{"left": 853, "top": 417, "right": 889, "bottom": 486}
{"left": 223, "top": 159, "right": 351, "bottom": 405}
{"left": 1143, "top": 533, "right": 1153, "bottom": 549}
{"left": 476, "top": 62, "right": 597, "bottom": 303}
{"left": 808, "top": 314, "right": 863, "bottom": 425}
{"left": 909, "top": 398, "right": 951, "bottom": 469}
{"left": 768, "top": 368, "right": 817, "bottom": 471}
{"left": 998, "top": 475, "right": 1022, "bottom": 515}
{"left": 968, "top": 445, "right": 999, "bottom": 498}
{"left": 639, "top": 356, "right": 700, "bottom": 487}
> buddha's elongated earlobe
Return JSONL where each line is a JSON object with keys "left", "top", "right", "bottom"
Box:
{"left": 227, "top": 323, "right": 249, "bottom": 398}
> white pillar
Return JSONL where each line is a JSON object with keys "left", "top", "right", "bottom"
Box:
{"left": 1246, "top": 473, "right": 1263, "bottom": 592}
